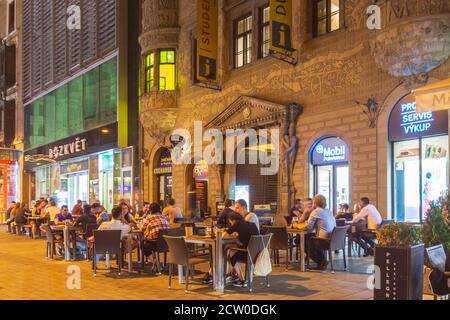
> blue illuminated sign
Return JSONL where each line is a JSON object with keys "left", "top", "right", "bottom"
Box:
{"left": 312, "top": 137, "right": 349, "bottom": 166}
{"left": 389, "top": 94, "right": 448, "bottom": 142}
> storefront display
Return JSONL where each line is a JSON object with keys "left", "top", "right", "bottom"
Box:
{"left": 389, "top": 94, "right": 449, "bottom": 223}
{"left": 0, "top": 157, "right": 20, "bottom": 211}
{"left": 311, "top": 137, "right": 350, "bottom": 214}
{"left": 27, "top": 147, "right": 134, "bottom": 211}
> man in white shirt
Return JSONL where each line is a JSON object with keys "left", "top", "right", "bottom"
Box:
{"left": 95, "top": 207, "right": 133, "bottom": 268}
{"left": 234, "top": 199, "right": 260, "bottom": 233}
{"left": 351, "top": 197, "right": 383, "bottom": 257}
{"left": 352, "top": 198, "right": 382, "bottom": 230}
{"left": 98, "top": 206, "right": 131, "bottom": 239}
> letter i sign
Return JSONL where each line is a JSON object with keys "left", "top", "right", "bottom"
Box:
{"left": 67, "top": 5, "right": 81, "bottom": 30}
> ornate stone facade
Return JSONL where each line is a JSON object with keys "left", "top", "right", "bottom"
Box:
{"left": 140, "top": 0, "right": 180, "bottom": 52}
{"left": 140, "top": 0, "right": 450, "bottom": 218}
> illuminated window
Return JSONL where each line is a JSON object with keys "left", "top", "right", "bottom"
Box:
{"left": 144, "top": 53, "right": 154, "bottom": 93}
{"left": 313, "top": 0, "right": 340, "bottom": 37}
{"left": 234, "top": 15, "right": 252, "bottom": 68}
{"left": 260, "top": 6, "right": 270, "bottom": 58}
{"left": 159, "top": 50, "right": 176, "bottom": 91}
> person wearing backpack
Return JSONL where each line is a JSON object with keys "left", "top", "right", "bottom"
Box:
{"left": 225, "top": 212, "right": 260, "bottom": 288}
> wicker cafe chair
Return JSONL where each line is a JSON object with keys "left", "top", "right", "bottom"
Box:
{"left": 163, "top": 236, "right": 211, "bottom": 293}
{"left": 307, "top": 226, "right": 349, "bottom": 272}
{"left": 262, "top": 226, "right": 291, "bottom": 271}
{"left": 41, "top": 224, "right": 63, "bottom": 260}
{"left": 76, "top": 223, "right": 100, "bottom": 260}
{"left": 92, "top": 230, "right": 123, "bottom": 276}
{"left": 150, "top": 228, "right": 186, "bottom": 272}
{"left": 228, "top": 233, "right": 273, "bottom": 293}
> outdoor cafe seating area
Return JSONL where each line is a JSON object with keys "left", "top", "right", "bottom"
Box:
{"left": 4, "top": 208, "right": 382, "bottom": 294}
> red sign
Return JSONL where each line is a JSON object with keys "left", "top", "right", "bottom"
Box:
{"left": 0, "top": 160, "right": 18, "bottom": 165}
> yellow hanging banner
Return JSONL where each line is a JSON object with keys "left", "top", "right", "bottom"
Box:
{"left": 196, "top": 0, "right": 219, "bottom": 84}
{"left": 270, "top": 0, "right": 293, "bottom": 56}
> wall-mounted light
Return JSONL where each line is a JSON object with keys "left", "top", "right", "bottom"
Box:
{"left": 100, "top": 128, "right": 110, "bottom": 134}
{"left": 355, "top": 96, "right": 384, "bottom": 129}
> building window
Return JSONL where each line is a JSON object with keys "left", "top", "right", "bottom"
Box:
{"left": 159, "top": 50, "right": 176, "bottom": 91}
{"left": 7, "top": 0, "right": 16, "bottom": 35}
{"left": 143, "top": 50, "right": 176, "bottom": 92}
{"left": 260, "top": 6, "right": 270, "bottom": 58}
{"left": 234, "top": 15, "right": 253, "bottom": 68}
{"left": 144, "top": 53, "right": 154, "bottom": 93}
{"left": 313, "top": 0, "right": 340, "bottom": 37}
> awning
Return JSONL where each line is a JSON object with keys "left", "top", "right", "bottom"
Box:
{"left": 413, "top": 78, "right": 450, "bottom": 113}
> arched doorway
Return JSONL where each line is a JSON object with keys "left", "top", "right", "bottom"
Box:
{"left": 153, "top": 148, "right": 173, "bottom": 207}
{"left": 310, "top": 136, "right": 350, "bottom": 214}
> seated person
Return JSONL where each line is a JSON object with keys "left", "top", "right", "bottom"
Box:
{"left": 8, "top": 203, "right": 27, "bottom": 233}
{"left": 291, "top": 198, "right": 314, "bottom": 245}
{"left": 225, "top": 212, "right": 260, "bottom": 287}
{"left": 120, "top": 202, "right": 137, "bottom": 225}
{"left": 5, "top": 202, "right": 17, "bottom": 232}
{"left": 97, "top": 206, "right": 136, "bottom": 254}
{"left": 54, "top": 206, "right": 73, "bottom": 225}
{"left": 298, "top": 198, "right": 314, "bottom": 223}
{"left": 294, "top": 195, "right": 336, "bottom": 270}
{"left": 162, "top": 198, "right": 183, "bottom": 224}
{"left": 137, "top": 202, "right": 150, "bottom": 218}
{"left": 217, "top": 199, "right": 235, "bottom": 229}
{"left": 45, "top": 200, "right": 60, "bottom": 222}
{"left": 93, "top": 203, "right": 109, "bottom": 224}
{"left": 351, "top": 197, "right": 382, "bottom": 257}
{"left": 73, "top": 205, "right": 98, "bottom": 238}
{"left": 234, "top": 199, "right": 260, "bottom": 233}
{"left": 142, "top": 203, "right": 170, "bottom": 273}
{"left": 288, "top": 199, "right": 303, "bottom": 224}
{"left": 335, "top": 203, "right": 353, "bottom": 220}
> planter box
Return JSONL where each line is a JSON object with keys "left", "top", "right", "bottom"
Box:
{"left": 374, "top": 244, "right": 424, "bottom": 300}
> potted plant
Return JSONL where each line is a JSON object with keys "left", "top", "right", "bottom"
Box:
{"left": 422, "top": 193, "right": 450, "bottom": 251}
{"left": 421, "top": 193, "right": 450, "bottom": 295}
{"left": 374, "top": 222, "right": 424, "bottom": 300}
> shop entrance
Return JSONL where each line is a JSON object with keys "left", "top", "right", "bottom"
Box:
{"left": 311, "top": 137, "right": 349, "bottom": 214}
{"left": 315, "top": 164, "right": 349, "bottom": 214}
{"left": 100, "top": 171, "right": 114, "bottom": 212}
{"left": 389, "top": 94, "right": 449, "bottom": 222}
{"left": 154, "top": 148, "right": 173, "bottom": 207}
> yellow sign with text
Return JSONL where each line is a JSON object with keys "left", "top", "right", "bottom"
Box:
{"left": 196, "top": 0, "right": 218, "bottom": 84}
{"left": 270, "top": 0, "right": 293, "bottom": 56}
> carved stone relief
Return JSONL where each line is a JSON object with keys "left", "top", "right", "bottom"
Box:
{"left": 345, "top": 0, "right": 449, "bottom": 31}
{"left": 370, "top": 14, "right": 450, "bottom": 77}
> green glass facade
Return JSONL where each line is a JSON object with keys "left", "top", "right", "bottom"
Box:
{"left": 25, "top": 57, "right": 118, "bottom": 150}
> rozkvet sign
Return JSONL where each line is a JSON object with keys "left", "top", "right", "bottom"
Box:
{"left": 389, "top": 94, "right": 448, "bottom": 142}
